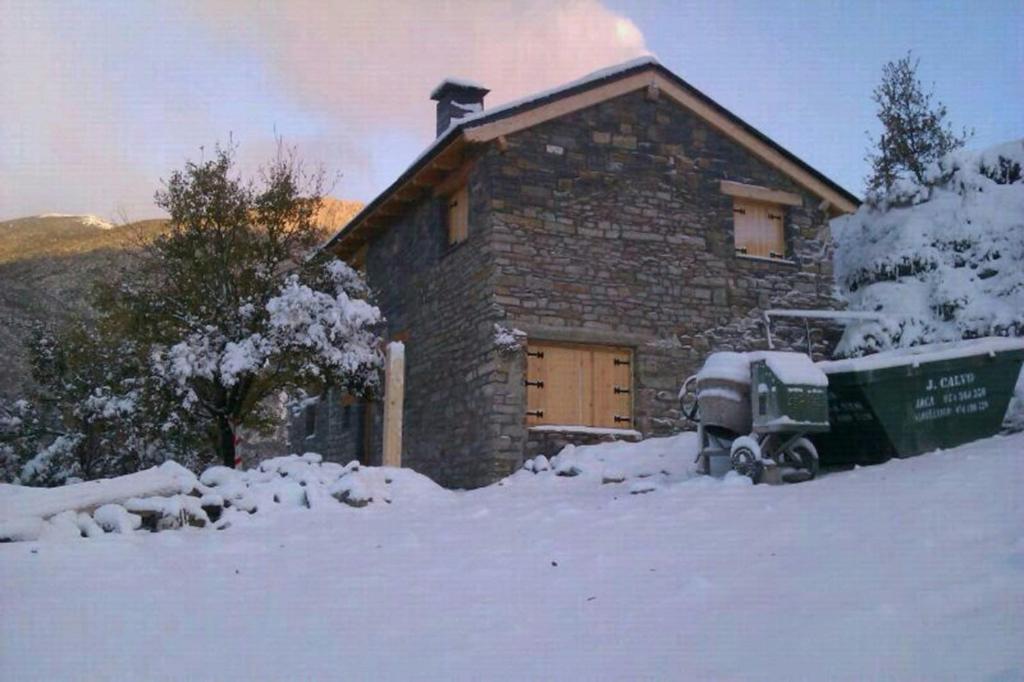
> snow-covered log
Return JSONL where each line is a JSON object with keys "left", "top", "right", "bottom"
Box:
{"left": 0, "top": 461, "right": 197, "bottom": 524}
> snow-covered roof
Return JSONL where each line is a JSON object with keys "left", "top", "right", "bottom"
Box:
{"left": 324, "top": 56, "right": 859, "bottom": 254}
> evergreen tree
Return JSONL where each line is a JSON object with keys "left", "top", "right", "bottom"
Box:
{"left": 865, "top": 52, "right": 970, "bottom": 197}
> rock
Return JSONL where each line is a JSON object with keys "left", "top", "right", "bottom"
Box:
{"left": 601, "top": 469, "right": 626, "bottom": 484}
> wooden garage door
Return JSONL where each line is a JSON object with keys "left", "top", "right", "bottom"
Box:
{"left": 526, "top": 342, "right": 632, "bottom": 428}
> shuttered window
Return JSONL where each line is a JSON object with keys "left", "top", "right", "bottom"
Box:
{"left": 733, "top": 198, "right": 785, "bottom": 259}
{"left": 447, "top": 183, "right": 469, "bottom": 244}
{"left": 526, "top": 342, "right": 633, "bottom": 428}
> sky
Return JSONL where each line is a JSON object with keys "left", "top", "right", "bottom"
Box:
{"left": 1, "top": 0, "right": 1021, "bottom": 221}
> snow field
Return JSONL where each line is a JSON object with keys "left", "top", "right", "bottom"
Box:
{"left": 2, "top": 431, "right": 1022, "bottom": 680}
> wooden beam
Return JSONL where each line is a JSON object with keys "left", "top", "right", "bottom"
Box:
{"left": 720, "top": 180, "right": 802, "bottom": 207}
{"left": 433, "top": 158, "right": 475, "bottom": 198}
{"left": 463, "top": 72, "right": 653, "bottom": 143}
{"left": 382, "top": 342, "right": 405, "bottom": 468}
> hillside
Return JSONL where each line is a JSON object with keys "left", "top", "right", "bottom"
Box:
{"left": 0, "top": 199, "right": 363, "bottom": 399}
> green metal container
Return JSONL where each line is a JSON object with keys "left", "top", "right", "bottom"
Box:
{"left": 812, "top": 338, "right": 1024, "bottom": 467}
{"left": 750, "top": 359, "right": 830, "bottom": 434}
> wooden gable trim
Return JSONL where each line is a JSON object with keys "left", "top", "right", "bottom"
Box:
{"left": 463, "top": 72, "right": 653, "bottom": 145}
{"left": 462, "top": 69, "right": 857, "bottom": 215}
{"left": 719, "top": 180, "right": 802, "bottom": 207}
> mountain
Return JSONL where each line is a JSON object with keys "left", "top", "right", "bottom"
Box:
{"left": 0, "top": 199, "right": 363, "bottom": 399}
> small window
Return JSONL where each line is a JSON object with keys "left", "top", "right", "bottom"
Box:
{"left": 733, "top": 198, "right": 785, "bottom": 259}
{"left": 525, "top": 342, "right": 633, "bottom": 429}
{"left": 304, "top": 404, "right": 317, "bottom": 438}
{"left": 446, "top": 183, "right": 469, "bottom": 245}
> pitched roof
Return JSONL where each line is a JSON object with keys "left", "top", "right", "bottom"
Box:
{"left": 325, "top": 57, "right": 860, "bottom": 256}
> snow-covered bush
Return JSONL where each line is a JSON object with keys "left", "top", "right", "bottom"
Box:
{"left": 493, "top": 324, "right": 525, "bottom": 355}
{"left": 833, "top": 139, "right": 1024, "bottom": 355}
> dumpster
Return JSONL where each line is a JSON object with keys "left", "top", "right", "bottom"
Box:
{"left": 812, "top": 337, "right": 1024, "bottom": 466}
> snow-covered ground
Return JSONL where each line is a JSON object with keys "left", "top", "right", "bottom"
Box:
{"left": 2, "top": 432, "right": 1023, "bottom": 681}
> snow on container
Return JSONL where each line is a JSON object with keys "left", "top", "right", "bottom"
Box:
{"left": 749, "top": 353, "right": 829, "bottom": 434}
{"left": 694, "top": 352, "right": 752, "bottom": 436}
{"left": 812, "top": 337, "right": 1024, "bottom": 466}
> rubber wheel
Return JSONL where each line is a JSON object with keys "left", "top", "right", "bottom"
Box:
{"left": 784, "top": 437, "right": 820, "bottom": 480}
{"left": 730, "top": 436, "right": 764, "bottom": 483}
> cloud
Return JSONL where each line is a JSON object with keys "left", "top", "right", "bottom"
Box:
{"left": 0, "top": 0, "right": 649, "bottom": 219}
{"left": 191, "top": 0, "right": 649, "bottom": 135}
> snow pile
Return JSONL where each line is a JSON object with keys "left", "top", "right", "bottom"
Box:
{"left": 520, "top": 432, "right": 700, "bottom": 491}
{"left": 36, "top": 213, "right": 114, "bottom": 229}
{"left": 0, "top": 452, "right": 448, "bottom": 542}
{"left": 493, "top": 323, "right": 525, "bottom": 354}
{"left": 832, "top": 139, "right": 1024, "bottom": 355}
{"left": 0, "top": 461, "right": 197, "bottom": 522}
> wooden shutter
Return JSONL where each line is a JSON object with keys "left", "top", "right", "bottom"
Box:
{"left": 734, "top": 198, "right": 785, "bottom": 258}
{"left": 526, "top": 342, "right": 633, "bottom": 428}
{"left": 447, "top": 184, "right": 469, "bottom": 244}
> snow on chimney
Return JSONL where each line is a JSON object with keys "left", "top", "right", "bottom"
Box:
{"left": 430, "top": 78, "right": 490, "bottom": 138}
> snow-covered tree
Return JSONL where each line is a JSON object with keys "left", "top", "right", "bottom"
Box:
{"left": 865, "top": 52, "right": 970, "bottom": 198}
{"left": 833, "top": 139, "right": 1024, "bottom": 356}
{"left": 111, "top": 144, "right": 382, "bottom": 468}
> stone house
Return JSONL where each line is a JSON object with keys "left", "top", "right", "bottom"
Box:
{"left": 289, "top": 57, "right": 859, "bottom": 488}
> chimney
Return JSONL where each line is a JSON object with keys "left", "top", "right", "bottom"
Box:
{"left": 430, "top": 78, "right": 489, "bottom": 137}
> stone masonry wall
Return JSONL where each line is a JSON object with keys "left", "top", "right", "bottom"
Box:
{"left": 356, "top": 163, "right": 518, "bottom": 488}
{"left": 483, "top": 89, "right": 841, "bottom": 459}
{"left": 286, "top": 390, "right": 369, "bottom": 465}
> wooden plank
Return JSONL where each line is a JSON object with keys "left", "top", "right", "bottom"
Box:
{"left": 720, "top": 180, "right": 802, "bottom": 207}
{"left": 463, "top": 72, "right": 652, "bottom": 144}
{"left": 382, "top": 342, "right": 404, "bottom": 468}
{"left": 543, "top": 344, "right": 582, "bottom": 425}
{"left": 735, "top": 198, "right": 785, "bottom": 258}
{"left": 446, "top": 184, "right": 469, "bottom": 244}
{"left": 592, "top": 347, "right": 615, "bottom": 427}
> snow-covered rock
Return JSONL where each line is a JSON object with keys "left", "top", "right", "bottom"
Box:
{"left": 520, "top": 432, "right": 698, "bottom": 490}
{"left": 92, "top": 504, "right": 142, "bottom": 534}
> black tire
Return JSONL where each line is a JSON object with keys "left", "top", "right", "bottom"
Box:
{"left": 786, "top": 437, "right": 820, "bottom": 480}
{"left": 730, "top": 440, "right": 764, "bottom": 483}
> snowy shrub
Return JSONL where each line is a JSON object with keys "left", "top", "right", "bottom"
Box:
{"left": 833, "top": 139, "right": 1024, "bottom": 356}
{"left": 4, "top": 144, "right": 385, "bottom": 481}
{"left": 493, "top": 324, "right": 525, "bottom": 355}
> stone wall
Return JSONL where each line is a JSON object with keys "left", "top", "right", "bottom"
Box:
{"left": 286, "top": 390, "right": 370, "bottom": 466}
{"left": 356, "top": 164, "right": 519, "bottom": 488}
{"left": 484, "top": 89, "right": 840, "bottom": 457}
